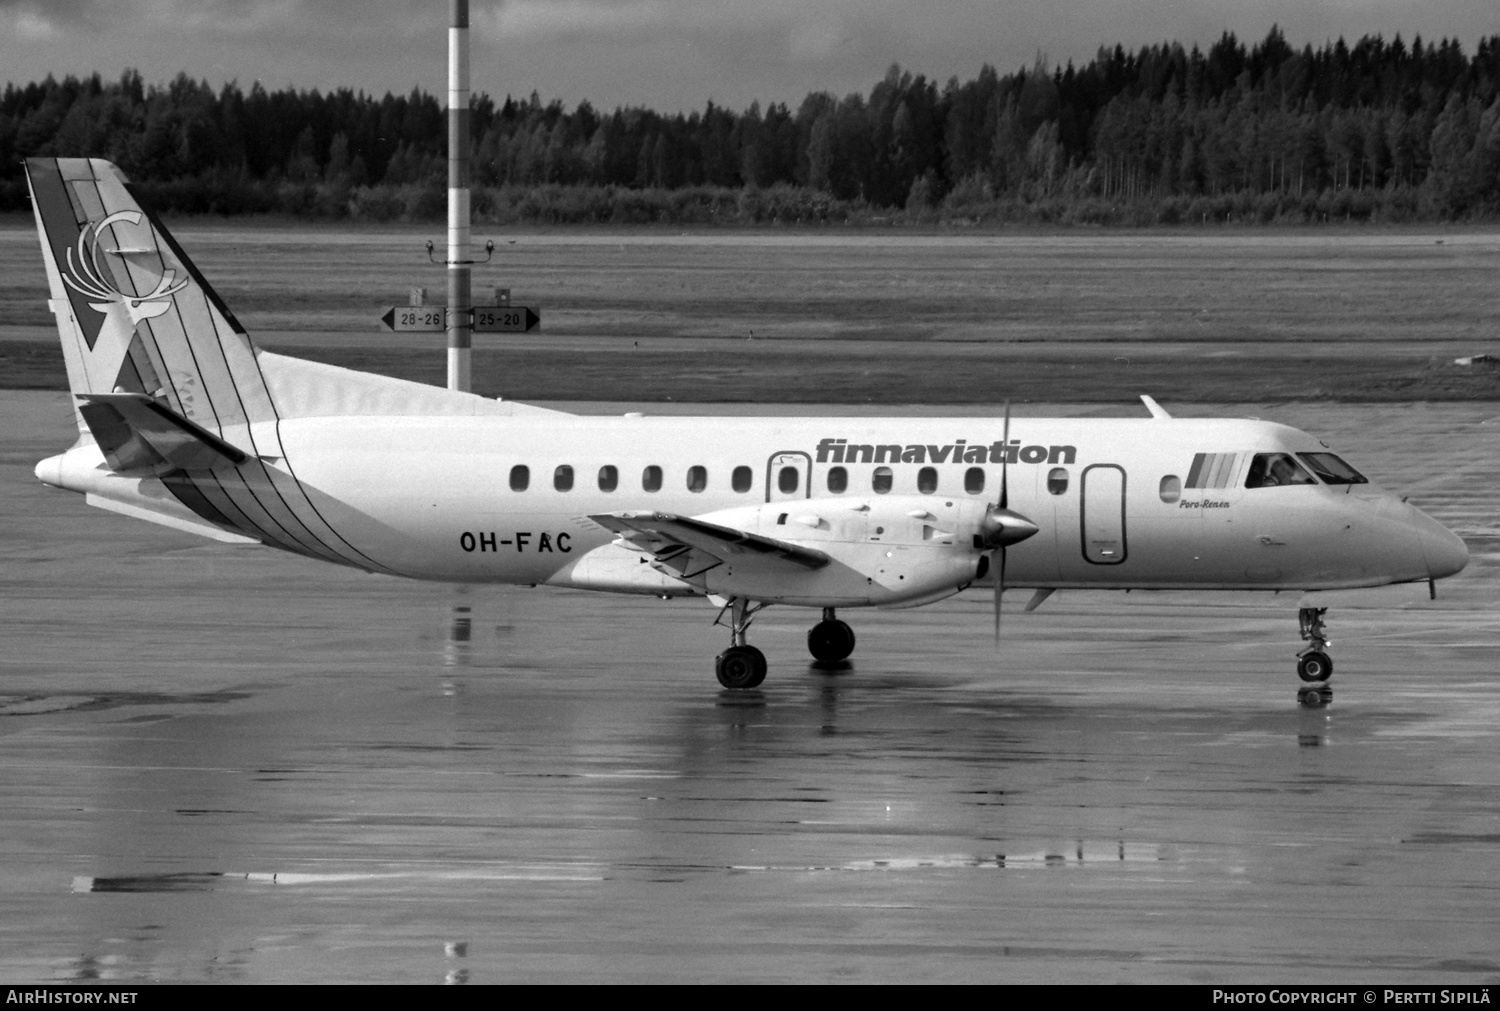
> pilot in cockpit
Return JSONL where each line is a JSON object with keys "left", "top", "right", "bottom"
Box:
{"left": 1245, "top": 453, "right": 1315, "bottom": 488}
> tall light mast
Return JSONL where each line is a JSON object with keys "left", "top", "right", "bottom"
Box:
{"left": 376, "top": 4, "right": 539, "bottom": 361}
{"left": 446, "top": 0, "right": 472, "bottom": 392}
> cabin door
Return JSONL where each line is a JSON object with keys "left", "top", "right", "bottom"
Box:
{"left": 1081, "top": 464, "right": 1127, "bottom": 564}
{"left": 766, "top": 452, "right": 812, "bottom": 502}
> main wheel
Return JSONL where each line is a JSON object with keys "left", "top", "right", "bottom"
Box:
{"left": 807, "top": 620, "right": 856, "bottom": 663}
{"left": 1297, "top": 651, "right": 1333, "bottom": 683}
{"left": 716, "top": 645, "right": 767, "bottom": 689}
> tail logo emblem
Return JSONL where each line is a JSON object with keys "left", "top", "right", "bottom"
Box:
{"left": 63, "top": 211, "right": 187, "bottom": 325}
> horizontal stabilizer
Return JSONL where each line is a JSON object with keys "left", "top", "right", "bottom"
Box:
{"left": 590, "top": 512, "right": 830, "bottom": 571}
{"left": 77, "top": 392, "right": 250, "bottom": 473}
{"left": 86, "top": 492, "right": 259, "bottom": 545}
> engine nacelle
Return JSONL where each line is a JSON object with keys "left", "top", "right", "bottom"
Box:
{"left": 691, "top": 495, "right": 991, "bottom": 606}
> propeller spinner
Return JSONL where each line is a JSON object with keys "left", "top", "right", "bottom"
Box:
{"left": 986, "top": 402, "right": 1039, "bottom": 640}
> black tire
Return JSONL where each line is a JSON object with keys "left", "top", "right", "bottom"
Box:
{"left": 807, "top": 620, "right": 856, "bottom": 663}
{"left": 1297, "top": 651, "right": 1333, "bottom": 683}
{"left": 716, "top": 645, "right": 767, "bottom": 689}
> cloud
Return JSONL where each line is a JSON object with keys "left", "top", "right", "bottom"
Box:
{"left": 3, "top": 0, "right": 1497, "bottom": 110}
{"left": 481, "top": 0, "right": 873, "bottom": 56}
{"left": 484, "top": 0, "right": 671, "bottom": 37}
{"left": 9, "top": 10, "right": 58, "bottom": 38}
{"left": 0, "top": 0, "right": 90, "bottom": 21}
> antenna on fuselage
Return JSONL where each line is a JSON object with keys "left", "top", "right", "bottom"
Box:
{"left": 1140, "top": 394, "right": 1172, "bottom": 419}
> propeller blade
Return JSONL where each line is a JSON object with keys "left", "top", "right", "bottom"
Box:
{"left": 992, "top": 547, "right": 1006, "bottom": 643}
{"left": 993, "top": 402, "right": 1017, "bottom": 644}
{"left": 999, "top": 400, "right": 1011, "bottom": 510}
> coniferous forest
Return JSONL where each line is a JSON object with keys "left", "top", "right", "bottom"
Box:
{"left": 4, "top": 28, "right": 1500, "bottom": 225}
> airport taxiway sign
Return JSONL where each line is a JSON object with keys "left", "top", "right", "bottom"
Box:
{"left": 379, "top": 305, "right": 541, "bottom": 332}
{"left": 380, "top": 307, "right": 445, "bottom": 332}
{"left": 473, "top": 305, "right": 541, "bottom": 333}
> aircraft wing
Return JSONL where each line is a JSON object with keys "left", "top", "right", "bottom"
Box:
{"left": 590, "top": 511, "right": 830, "bottom": 583}
{"left": 77, "top": 392, "right": 250, "bottom": 474}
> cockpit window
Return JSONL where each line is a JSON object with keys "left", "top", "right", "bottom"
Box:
{"left": 1297, "top": 453, "right": 1368, "bottom": 485}
{"left": 1245, "top": 453, "right": 1317, "bottom": 489}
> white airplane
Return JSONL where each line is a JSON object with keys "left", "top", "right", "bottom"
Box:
{"left": 26, "top": 158, "right": 1469, "bottom": 696}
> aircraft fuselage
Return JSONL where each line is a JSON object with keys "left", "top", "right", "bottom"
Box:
{"left": 41, "top": 410, "right": 1467, "bottom": 608}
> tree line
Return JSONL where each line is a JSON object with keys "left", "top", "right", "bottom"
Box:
{"left": 3, "top": 27, "right": 1499, "bottom": 225}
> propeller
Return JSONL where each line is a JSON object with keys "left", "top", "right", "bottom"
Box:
{"left": 979, "top": 401, "right": 1040, "bottom": 640}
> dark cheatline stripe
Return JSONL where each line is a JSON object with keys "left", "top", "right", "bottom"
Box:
{"left": 215, "top": 466, "right": 343, "bottom": 561}
{"left": 236, "top": 462, "right": 354, "bottom": 566}
{"left": 1186, "top": 453, "right": 1207, "bottom": 489}
{"left": 162, "top": 466, "right": 384, "bottom": 571}
{"left": 142, "top": 175, "right": 391, "bottom": 571}
{"left": 133, "top": 174, "right": 387, "bottom": 571}
{"left": 160, "top": 473, "right": 241, "bottom": 533}
{"left": 25, "top": 160, "right": 108, "bottom": 352}
{"left": 257, "top": 458, "right": 396, "bottom": 574}
{"left": 187, "top": 278, "right": 358, "bottom": 566}
{"left": 127, "top": 183, "right": 245, "bottom": 334}
{"left": 113, "top": 349, "right": 146, "bottom": 395}
{"left": 38, "top": 159, "right": 395, "bottom": 574}
{"left": 183, "top": 469, "right": 309, "bottom": 557}
{"left": 262, "top": 424, "right": 400, "bottom": 574}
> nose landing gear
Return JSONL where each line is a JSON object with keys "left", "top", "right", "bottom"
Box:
{"left": 1296, "top": 607, "right": 1333, "bottom": 707}
{"left": 714, "top": 597, "right": 767, "bottom": 689}
{"left": 1296, "top": 607, "right": 1333, "bottom": 682}
{"left": 808, "top": 607, "right": 856, "bottom": 664}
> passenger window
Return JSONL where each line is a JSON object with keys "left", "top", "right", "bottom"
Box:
{"left": 1159, "top": 475, "right": 1180, "bottom": 503}
{"left": 687, "top": 465, "right": 707, "bottom": 492}
{"left": 964, "top": 467, "right": 985, "bottom": 494}
{"left": 827, "top": 466, "right": 848, "bottom": 493}
{"left": 510, "top": 465, "right": 529, "bottom": 491}
{"left": 553, "top": 465, "right": 574, "bottom": 491}
{"left": 873, "top": 466, "right": 893, "bottom": 494}
{"left": 1047, "top": 467, "right": 1068, "bottom": 495}
{"left": 731, "top": 466, "right": 752, "bottom": 493}
{"left": 778, "top": 466, "right": 799, "bottom": 494}
{"left": 1297, "top": 453, "right": 1368, "bottom": 485}
{"left": 1245, "top": 453, "right": 1316, "bottom": 489}
{"left": 918, "top": 466, "right": 938, "bottom": 494}
{"left": 642, "top": 465, "right": 662, "bottom": 492}
{"left": 598, "top": 465, "right": 618, "bottom": 492}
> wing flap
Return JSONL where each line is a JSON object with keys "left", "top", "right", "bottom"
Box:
{"left": 589, "top": 511, "right": 831, "bottom": 574}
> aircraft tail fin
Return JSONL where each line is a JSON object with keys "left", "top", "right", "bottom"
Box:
{"left": 26, "top": 157, "right": 278, "bottom": 442}
{"left": 28, "top": 157, "right": 569, "bottom": 430}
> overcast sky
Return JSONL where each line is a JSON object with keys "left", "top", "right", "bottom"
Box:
{"left": 3, "top": 0, "right": 1497, "bottom": 112}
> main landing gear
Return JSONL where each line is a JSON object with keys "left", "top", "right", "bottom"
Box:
{"left": 714, "top": 597, "right": 767, "bottom": 689}
{"left": 1296, "top": 607, "right": 1333, "bottom": 708}
{"left": 712, "top": 602, "right": 861, "bottom": 689}
{"left": 807, "top": 607, "right": 856, "bottom": 664}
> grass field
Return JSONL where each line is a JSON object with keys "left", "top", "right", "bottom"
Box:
{"left": 2, "top": 220, "right": 1497, "bottom": 402}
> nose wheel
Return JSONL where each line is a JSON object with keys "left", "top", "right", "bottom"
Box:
{"left": 1297, "top": 650, "right": 1333, "bottom": 683}
{"left": 1296, "top": 607, "right": 1333, "bottom": 705}
{"left": 714, "top": 597, "right": 768, "bottom": 689}
{"left": 1296, "top": 607, "right": 1333, "bottom": 683}
{"left": 808, "top": 608, "right": 856, "bottom": 664}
